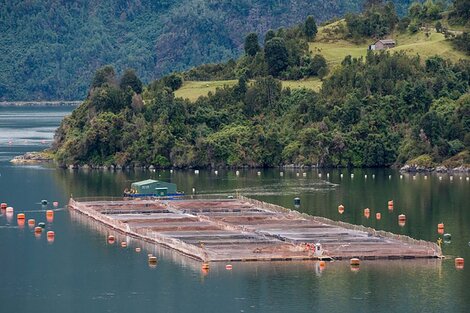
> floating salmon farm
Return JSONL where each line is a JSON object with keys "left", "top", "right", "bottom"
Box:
{"left": 68, "top": 196, "right": 441, "bottom": 262}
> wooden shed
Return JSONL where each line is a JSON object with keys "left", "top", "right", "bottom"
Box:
{"left": 369, "top": 39, "right": 396, "bottom": 50}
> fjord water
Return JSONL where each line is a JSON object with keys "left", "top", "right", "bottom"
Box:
{"left": 0, "top": 106, "right": 469, "bottom": 313}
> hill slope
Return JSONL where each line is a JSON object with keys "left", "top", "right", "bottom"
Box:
{"left": 310, "top": 20, "right": 469, "bottom": 66}
{"left": 0, "top": 0, "right": 417, "bottom": 101}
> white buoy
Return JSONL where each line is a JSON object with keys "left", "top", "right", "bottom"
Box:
{"left": 459, "top": 176, "right": 462, "bottom": 180}
{"left": 192, "top": 187, "right": 196, "bottom": 193}
{"left": 413, "top": 175, "right": 416, "bottom": 180}
{"left": 194, "top": 169, "right": 199, "bottom": 174}
{"left": 388, "top": 175, "right": 392, "bottom": 179}
{"left": 450, "top": 176, "right": 453, "bottom": 181}
{"left": 303, "top": 172, "right": 307, "bottom": 177}
{"left": 372, "top": 174, "right": 375, "bottom": 179}
{"left": 466, "top": 177, "right": 469, "bottom": 181}
{"left": 340, "top": 174, "right": 343, "bottom": 178}
{"left": 327, "top": 173, "right": 329, "bottom": 178}
{"left": 236, "top": 170, "right": 240, "bottom": 176}
{"left": 424, "top": 175, "right": 427, "bottom": 180}
{"left": 257, "top": 171, "right": 261, "bottom": 176}
{"left": 317, "top": 173, "right": 321, "bottom": 178}
{"left": 170, "top": 169, "right": 173, "bottom": 174}
{"left": 351, "top": 174, "right": 354, "bottom": 178}
{"left": 214, "top": 170, "right": 218, "bottom": 175}
{"left": 296, "top": 173, "right": 300, "bottom": 177}
{"left": 439, "top": 176, "right": 442, "bottom": 180}
{"left": 280, "top": 172, "right": 284, "bottom": 177}
{"left": 364, "top": 174, "right": 367, "bottom": 179}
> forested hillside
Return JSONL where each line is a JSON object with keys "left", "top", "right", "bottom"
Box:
{"left": 52, "top": 1, "right": 470, "bottom": 170}
{"left": 0, "top": 0, "right": 417, "bottom": 101}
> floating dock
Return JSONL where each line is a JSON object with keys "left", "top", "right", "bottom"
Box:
{"left": 68, "top": 196, "right": 441, "bottom": 262}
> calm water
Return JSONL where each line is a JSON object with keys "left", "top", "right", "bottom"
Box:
{"left": 0, "top": 106, "right": 469, "bottom": 313}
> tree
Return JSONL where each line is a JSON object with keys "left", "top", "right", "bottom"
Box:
{"left": 309, "top": 54, "right": 328, "bottom": 77}
{"left": 91, "top": 65, "right": 116, "bottom": 89}
{"left": 264, "top": 30, "right": 276, "bottom": 45}
{"left": 264, "top": 37, "right": 289, "bottom": 76}
{"left": 244, "top": 33, "right": 260, "bottom": 56}
{"left": 409, "top": 2, "right": 423, "bottom": 19}
{"left": 304, "top": 16, "right": 318, "bottom": 41}
{"left": 451, "top": 0, "right": 470, "bottom": 21}
{"left": 120, "top": 69, "right": 143, "bottom": 94}
{"left": 162, "top": 74, "right": 183, "bottom": 91}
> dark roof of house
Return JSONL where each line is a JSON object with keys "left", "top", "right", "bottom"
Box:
{"left": 375, "top": 39, "right": 396, "bottom": 45}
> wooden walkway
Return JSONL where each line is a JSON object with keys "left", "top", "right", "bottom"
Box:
{"left": 68, "top": 197, "right": 441, "bottom": 262}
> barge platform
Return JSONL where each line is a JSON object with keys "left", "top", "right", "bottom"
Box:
{"left": 68, "top": 196, "right": 441, "bottom": 262}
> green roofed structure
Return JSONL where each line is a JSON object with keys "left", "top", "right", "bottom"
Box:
{"left": 126, "top": 179, "right": 179, "bottom": 197}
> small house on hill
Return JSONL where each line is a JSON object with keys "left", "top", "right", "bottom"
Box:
{"left": 368, "top": 39, "right": 396, "bottom": 51}
{"left": 130, "top": 179, "right": 177, "bottom": 196}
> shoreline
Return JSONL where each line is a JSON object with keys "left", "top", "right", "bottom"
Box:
{"left": 10, "top": 152, "right": 470, "bottom": 173}
{"left": 0, "top": 100, "right": 81, "bottom": 107}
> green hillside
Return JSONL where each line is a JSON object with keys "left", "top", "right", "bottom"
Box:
{"left": 0, "top": 0, "right": 418, "bottom": 101}
{"left": 310, "top": 20, "right": 468, "bottom": 66}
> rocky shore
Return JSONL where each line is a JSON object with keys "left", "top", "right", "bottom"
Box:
{"left": 10, "top": 152, "right": 53, "bottom": 164}
{"left": 400, "top": 164, "right": 470, "bottom": 173}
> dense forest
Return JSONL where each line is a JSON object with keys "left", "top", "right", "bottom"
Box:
{"left": 0, "top": 0, "right": 419, "bottom": 101}
{"left": 53, "top": 2, "right": 470, "bottom": 169}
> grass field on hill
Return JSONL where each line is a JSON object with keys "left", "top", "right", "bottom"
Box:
{"left": 174, "top": 79, "right": 323, "bottom": 101}
{"left": 175, "top": 20, "right": 468, "bottom": 102}
{"left": 310, "top": 20, "right": 469, "bottom": 66}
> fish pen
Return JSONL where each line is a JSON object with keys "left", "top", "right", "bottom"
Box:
{"left": 68, "top": 196, "right": 441, "bottom": 262}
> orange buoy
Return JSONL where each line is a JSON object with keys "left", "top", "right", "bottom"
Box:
{"left": 455, "top": 258, "right": 464, "bottom": 269}
{"left": 28, "top": 219, "right": 35, "bottom": 227}
{"left": 338, "top": 204, "right": 345, "bottom": 214}
{"left": 364, "top": 208, "right": 370, "bottom": 218}
{"left": 17, "top": 219, "right": 25, "bottom": 228}
{"left": 53, "top": 201, "right": 59, "bottom": 207}
{"left": 1, "top": 203, "right": 7, "bottom": 209}
{"left": 47, "top": 231, "right": 55, "bottom": 242}
{"left": 376, "top": 213, "right": 381, "bottom": 220}
{"left": 398, "top": 214, "right": 406, "bottom": 227}
{"left": 148, "top": 256, "right": 157, "bottom": 264}
{"left": 120, "top": 241, "right": 127, "bottom": 248}
{"left": 319, "top": 260, "right": 326, "bottom": 269}
{"left": 46, "top": 210, "right": 54, "bottom": 223}
{"left": 6, "top": 206, "right": 13, "bottom": 213}
{"left": 107, "top": 235, "right": 115, "bottom": 244}
{"left": 202, "top": 262, "right": 210, "bottom": 270}
{"left": 350, "top": 258, "right": 360, "bottom": 271}
{"left": 135, "top": 247, "right": 141, "bottom": 253}
{"left": 225, "top": 264, "right": 233, "bottom": 270}
{"left": 17, "top": 213, "right": 25, "bottom": 220}
{"left": 34, "top": 226, "right": 42, "bottom": 233}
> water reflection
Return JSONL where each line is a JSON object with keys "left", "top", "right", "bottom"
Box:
{"left": 1, "top": 107, "right": 470, "bottom": 313}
